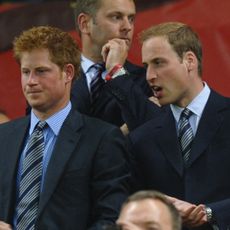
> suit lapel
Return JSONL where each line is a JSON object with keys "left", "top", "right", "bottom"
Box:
{"left": 71, "top": 70, "right": 91, "bottom": 114}
{"left": 37, "top": 110, "right": 83, "bottom": 216}
{"left": 188, "top": 91, "right": 226, "bottom": 166}
{"left": 2, "top": 117, "right": 30, "bottom": 219}
{"left": 155, "top": 110, "right": 184, "bottom": 177}
{"left": 155, "top": 91, "right": 226, "bottom": 173}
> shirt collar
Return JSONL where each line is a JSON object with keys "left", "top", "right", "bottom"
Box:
{"left": 171, "top": 82, "right": 211, "bottom": 123}
{"left": 81, "top": 55, "right": 95, "bottom": 74}
{"left": 81, "top": 54, "right": 106, "bottom": 81}
{"left": 30, "top": 101, "right": 72, "bottom": 136}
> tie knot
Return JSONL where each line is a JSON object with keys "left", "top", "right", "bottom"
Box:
{"left": 36, "top": 121, "right": 47, "bottom": 131}
{"left": 92, "top": 63, "right": 105, "bottom": 73}
{"left": 180, "top": 108, "right": 193, "bottom": 119}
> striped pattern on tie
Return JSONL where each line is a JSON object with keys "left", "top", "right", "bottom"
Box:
{"left": 178, "top": 108, "right": 194, "bottom": 164}
{"left": 90, "top": 63, "right": 105, "bottom": 106}
{"left": 16, "top": 121, "right": 46, "bottom": 230}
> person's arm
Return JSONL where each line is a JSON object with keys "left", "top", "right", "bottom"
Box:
{"left": 166, "top": 196, "right": 207, "bottom": 228}
{"left": 101, "top": 38, "right": 128, "bottom": 73}
{"left": 207, "top": 198, "right": 230, "bottom": 229}
{"left": 107, "top": 75, "right": 162, "bottom": 130}
{"left": 119, "top": 96, "right": 161, "bottom": 135}
{"left": 89, "top": 126, "right": 130, "bottom": 229}
{"left": 167, "top": 196, "right": 230, "bottom": 229}
{"left": 101, "top": 38, "right": 161, "bottom": 131}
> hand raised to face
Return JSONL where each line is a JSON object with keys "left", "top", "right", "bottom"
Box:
{"left": 101, "top": 38, "right": 129, "bottom": 72}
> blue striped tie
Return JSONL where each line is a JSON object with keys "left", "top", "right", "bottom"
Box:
{"left": 16, "top": 121, "right": 46, "bottom": 230}
{"left": 90, "top": 63, "right": 105, "bottom": 106}
{"left": 178, "top": 108, "right": 194, "bottom": 165}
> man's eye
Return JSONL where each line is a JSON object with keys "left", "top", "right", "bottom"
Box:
{"left": 111, "top": 15, "right": 121, "bottom": 20}
{"left": 155, "top": 60, "right": 162, "bottom": 65}
{"left": 22, "top": 70, "right": 30, "bottom": 75}
{"left": 38, "top": 69, "right": 45, "bottom": 73}
{"left": 37, "top": 69, "right": 48, "bottom": 74}
{"left": 128, "top": 16, "right": 135, "bottom": 24}
{"left": 154, "top": 59, "right": 164, "bottom": 66}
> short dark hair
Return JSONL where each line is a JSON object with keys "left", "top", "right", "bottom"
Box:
{"left": 73, "top": 0, "right": 102, "bottom": 33}
{"left": 73, "top": 0, "right": 136, "bottom": 34}
{"left": 140, "top": 22, "right": 202, "bottom": 76}
{"left": 122, "top": 190, "right": 182, "bottom": 230}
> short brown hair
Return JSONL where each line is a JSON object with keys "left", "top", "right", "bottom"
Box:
{"left": 73, "top": 0, "right": 102, "bottom": 33}
{"left": 73, "top": 0, "right": 135, "bottom": 34}
{"left": 140, "top": 22, "right": 202, "bottom": 76}
{"left": 122, "top": 190, "right": 181, "bottom": 230}
{"left": 13, "top": 26, "right": 81, "bottom": 80}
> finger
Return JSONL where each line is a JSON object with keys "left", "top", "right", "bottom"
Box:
{"left": 182, "top": 205, "right": 196, "bottom": 221}
{"left": 148, "top": 96, "right": 161, "bottom": 107}
{"left": 184, "top": 205, "right": 206, "bottom": 227}
{"left": 101, "top": 44, "right": 110, "bottom": 62}
{"left": 110, "top": 38, "right": 126, "bottom": 45}
{"left": 189, "top": 213, "right": 207, "bottom": 227}
{"left": 109, "top": 38, "right": 129, "bottom": 51}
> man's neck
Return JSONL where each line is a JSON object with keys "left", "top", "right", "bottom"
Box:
{"left": 81, "top": 41, "right": 103, "bottom": 63}
{"left": 82, "top": 52, "right": 103, "bottom": 63}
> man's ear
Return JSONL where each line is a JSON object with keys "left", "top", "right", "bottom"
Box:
{"left": 63, "top": 64, "right": 74, "bottom": 83}
{"left": 78, "top": 13, "right": 91, "bottom": 34}
{"left": 183, "top": 51, "right": 196, "bottom": 72}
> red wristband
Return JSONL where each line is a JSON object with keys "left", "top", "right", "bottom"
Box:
{"left": 105, "top": 64, "right": 123, "bottom": 81}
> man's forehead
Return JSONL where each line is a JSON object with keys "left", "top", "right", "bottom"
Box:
{"left": 142, "top": 37, "right": 173, "bottom": 59}
{"left": 99, "top": 0, "right": 136, "bottom": 13}
{"left": 120, "top": 200, "right": 163, "bottom": 227}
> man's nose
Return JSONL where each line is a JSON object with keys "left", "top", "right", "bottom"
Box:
{"left": 122, "top": 17, "right": 133, "bottom": 31}
{"left": 27, "top": 72, "right": 38, "bottom": 84}
{"left": 146, "top": 67, "right": 157, "bottom": 82}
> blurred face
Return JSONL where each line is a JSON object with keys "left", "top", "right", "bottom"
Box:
{"left": 21, "top": 49, "right": 70, "bottom": 117}
{"left": 117, "top": 199, "right": 173, "bottom": 230}
{"left": 89, "top": 0, "right": 135, "bottom": 51}
{"left": 142, "top": 36, "right": 194, "bottom": 107}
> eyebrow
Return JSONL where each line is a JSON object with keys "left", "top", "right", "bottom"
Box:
{"left": 116, "top": 219, "right": 161, "bottom": 229}
{"left": 141, "top": 221, "right": 161, "bottom": 229}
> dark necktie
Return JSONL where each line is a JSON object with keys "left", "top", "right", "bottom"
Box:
{"left": 178, "top": 108, "right": 194, "bottom": 165}
{"left": 90, "top": 63, "right": 105, "bottom": 107}
{"left": 16, "top": 121, "right": 47, "bottom": 230}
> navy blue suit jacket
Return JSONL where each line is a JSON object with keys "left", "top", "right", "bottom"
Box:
{"left": 128, "top": 91, "right": 230, "bottom": 229}
{"left": 0, "top": 110, "right": 130, "bottom": 229}
{"left": 70, "top": 61, "right": 152, "bottom": 127}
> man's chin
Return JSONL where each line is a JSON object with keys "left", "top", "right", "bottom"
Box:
{"left": 28, "top": 101, "right": 46, "bottom": 112}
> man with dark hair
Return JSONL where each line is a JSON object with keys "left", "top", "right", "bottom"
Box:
{"left": 116, "top": 190, "right": 182, "bottom": 230}
{"left": 0, "top": 25, "right": 130, "bottom": 230}
{"left": 71, "top": 0, "right": 157, "bottom": 132}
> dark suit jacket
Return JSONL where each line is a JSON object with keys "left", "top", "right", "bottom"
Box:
{"left": 70, "top": 61, "right": 152, "bottom": 127}
{"left": 128, "top": 91, "right": 230, "bottom": 229}
{"left": 0, "top": 110, "right": 130, "bottom": 230}
{"left": 106, "top": 73, "right": 162, "bottom": 130}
